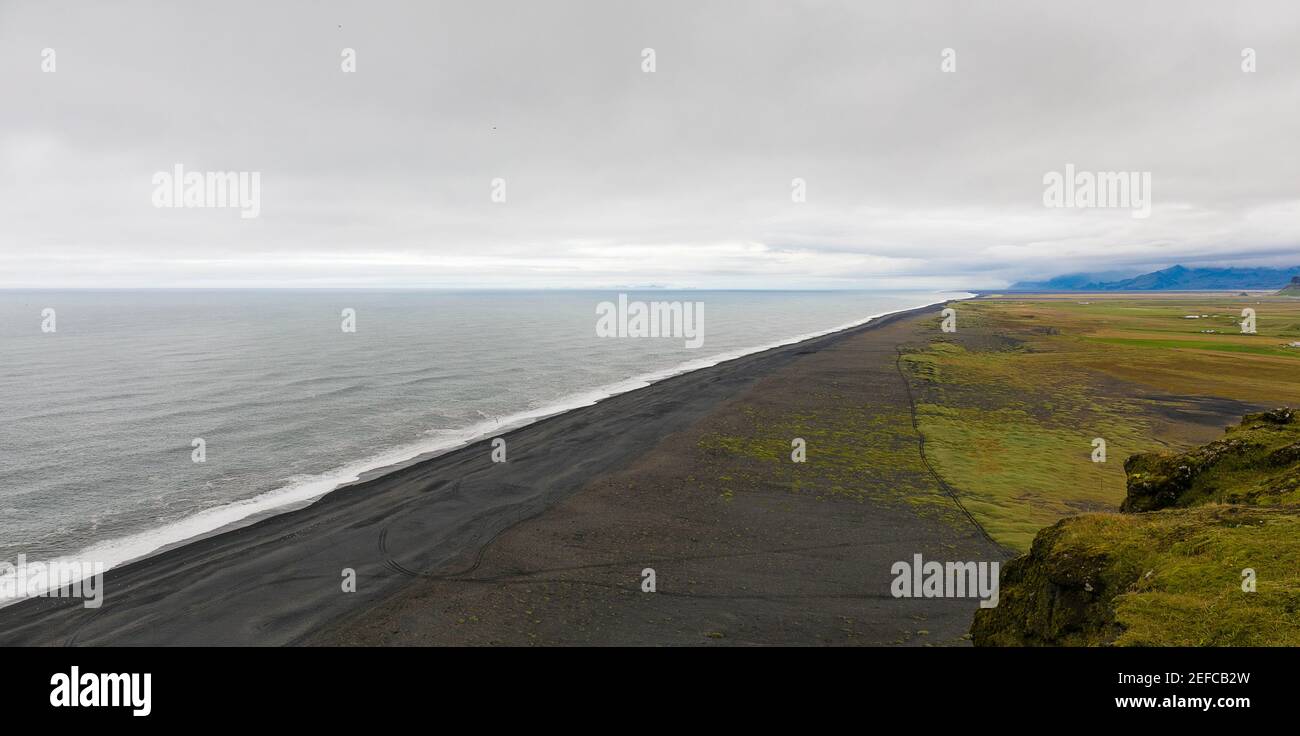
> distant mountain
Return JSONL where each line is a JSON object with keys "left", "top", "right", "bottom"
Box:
{"left": 1278, "top": 276, "right": 1300, "bottom": 296}
{"left": 1009, "top": 271, "right": 1141, "bottom": 291}
{"left": 1011, "top": 264, "right": 1300, "bottom": 291}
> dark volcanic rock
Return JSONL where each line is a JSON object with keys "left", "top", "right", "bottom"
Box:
{"left": 1120, "top": 408, "right": 1295, "bottom": 512}
{"left": 970, "top": 520, "right": 1128, "bottom": 646}
{"left": 1120, "top": 439, "right": 1256, "bottom": 512}
{"left": 1246, "top": 407, "right": 1295, "bottom": 425}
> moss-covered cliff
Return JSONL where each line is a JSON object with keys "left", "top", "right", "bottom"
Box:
{"left": 971, "top": 409, "right": 1300, "bottom": 646}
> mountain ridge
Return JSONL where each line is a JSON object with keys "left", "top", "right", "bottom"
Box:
{"left": 1011, "top": 264, "right": 1300, "bottom": 291}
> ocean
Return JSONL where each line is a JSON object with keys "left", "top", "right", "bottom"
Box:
{"left": 0, "top": 289, "right": 961, "bottom": 576}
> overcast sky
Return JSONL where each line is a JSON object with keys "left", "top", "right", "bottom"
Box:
{"left": 2, "top": 0, "right": 1298, "bottom": 289}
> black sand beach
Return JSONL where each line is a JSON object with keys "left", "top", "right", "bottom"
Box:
{"left": 0, "top": 303, "right": 1005, "bottom": 646}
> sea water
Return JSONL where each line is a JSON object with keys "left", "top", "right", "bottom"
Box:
{"left": 0, "top": 289, "right": 965, "bottom": 577}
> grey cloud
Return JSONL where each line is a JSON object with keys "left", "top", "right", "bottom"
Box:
{"left": 1, "top": 0, "right": 1298, "bottom": 288}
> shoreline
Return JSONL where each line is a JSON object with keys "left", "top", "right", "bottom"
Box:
{"left": 0, "top": 298, "right": 966, "bottom": 644}
{"left": 2, "top": 293, "right": 971, "bottom": 606}
{"left": 313, "top": 296, "right": 1006, "bottom": 646}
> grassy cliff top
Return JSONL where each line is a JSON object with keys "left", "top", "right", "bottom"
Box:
{"left": 973, "top": 504, "right": 1300, "bottom": 646}
{"left": 973, "top": 408, "right": 1300, "bottom": 646}
{"left": 1124, "top": 408, "right": 1300, "bottom": 511}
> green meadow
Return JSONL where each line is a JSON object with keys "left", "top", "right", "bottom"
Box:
{"left": 905, "top": 294, "right": 1300, "bottom": 551}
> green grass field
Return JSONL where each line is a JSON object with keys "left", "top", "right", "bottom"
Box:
{"left": 905, "top": 294, "right": 1300, "bottom": 551}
